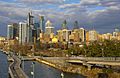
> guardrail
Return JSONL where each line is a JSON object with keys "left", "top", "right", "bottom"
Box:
{"left": 66, "top": 57, "right": 120, "bottom": 62}
{"left": 23, "top": 56, "right": 120, "bottom": 62}
{"left": 9, "top": 61, "right": 15, "bottom": 78}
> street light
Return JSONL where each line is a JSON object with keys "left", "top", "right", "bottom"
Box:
{"left": 101, "top": 48, "right": 104, "bottom": 57}
{"left": 84, "top": 49, "right": 86, "bottom": 57}
{"left": 22, "top": 56, "right": 24, "bottom": 71}
{"left": 31, "top": 62, "right": 35, "bottom": 78}
{"left": 99, "top": 43, "right": 104, "bottom": 57}
{"left": 61, "top": 72, "right": 64, "bottom": 78}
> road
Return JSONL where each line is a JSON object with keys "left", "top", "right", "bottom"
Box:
{"left": 23, "top": 56, "right": 120, "bottom": 66}
{"left": 9, "top": 55, "right": 28, "bottom": 78}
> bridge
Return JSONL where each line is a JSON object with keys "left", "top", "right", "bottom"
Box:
{"left": 9, "top": 55, "right": 28, "bottom": 78}
{"left": 22, "top": 56, "right": 120, "bottom": 70}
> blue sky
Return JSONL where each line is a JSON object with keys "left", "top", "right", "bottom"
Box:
{"left": 0, "top": 0, "right": 120, "bottom": 36}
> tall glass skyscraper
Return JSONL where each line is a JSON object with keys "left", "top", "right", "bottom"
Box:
{"left": 40, "top": 16, "right": 45, "bottom": 33}
{"left": 7, "top": 25, "right": 13, "bottom": 40}
{"left": 7, "top": 23, "right": 18, "bottom": 40}
{"left": 27, "top": 12, "right": 34, "bottom": 44}
{"left": 34, "top": 23, "right": 40, "bottom": 39}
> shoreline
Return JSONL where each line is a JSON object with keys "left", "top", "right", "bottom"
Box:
{"left": 35, "top": 58, "right": 86, "bottom": 74}
{"left": 35, "top": 58, "right": 94, "bottom": 77}
{"left": 35, "top": 58, "right": 120, "bottom": 78}
{"left": 1, "top": 50, "right": 120, "bottom": 78}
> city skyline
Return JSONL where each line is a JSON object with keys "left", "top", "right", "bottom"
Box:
{"left": 0, "top": 0, "right": 120, "bottom": 36}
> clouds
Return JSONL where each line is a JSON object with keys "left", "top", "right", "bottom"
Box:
{"left": 0, "top": 0, "right": 120, "bottom": 36}
{"left": 19, "top": 0, "right": 64, "bottom": 4}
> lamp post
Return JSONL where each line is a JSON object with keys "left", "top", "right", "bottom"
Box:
{"left": 31, "top": 62, "right": 35, "bottom": 78}
{"left": 99, "top": 43, "right": 104, "bottom": 57}
{"left": 61, "top": 72, "right": 64, "bottom": 78}
{"left": 22, "top": 56, "right": 24, "bottom": 71}
{"left": 101, "top": 48, "right": 104, "bottom": 57}
{"left": 84, "top": 49, "right": 86, "bottom": 57}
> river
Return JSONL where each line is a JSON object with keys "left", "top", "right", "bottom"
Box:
{"left": 0, "top": 51, "right": 8, "bottom": 78}
{"left": 23, "top": 61, "right": 86, "bottom": 78}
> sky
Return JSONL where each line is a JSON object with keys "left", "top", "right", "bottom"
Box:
{"left": 0, "top": 0, "right": 120, "bottom": 36}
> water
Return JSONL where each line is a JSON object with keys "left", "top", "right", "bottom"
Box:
{"left": 23, "top": 61, "right": 86, "bottom": 78}
{"left": 0, "top": 51, "right": 8, "bottom": 78}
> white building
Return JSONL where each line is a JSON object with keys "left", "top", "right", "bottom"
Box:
{"left": 19, "top": 22, "right": 28, "bottom": 45}
{"left": 79, "top": 28, "right": 86, "bottom": 42}
{"left": 88, "top": 30, "right": 98, "bottom": 41}
{"left": 45, "top": 20, "right": 54, "bottom": 34}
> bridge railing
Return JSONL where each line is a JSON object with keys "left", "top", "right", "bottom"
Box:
{"left": 67, "top": 57, "right": 120, "bottom": 62}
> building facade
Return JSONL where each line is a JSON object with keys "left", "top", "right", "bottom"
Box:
{"left": 7, "top": 23, "right": 18, "bottom": 40}
{"left": 40, "top": 16, "right": 45, "bottom": 33}
{"left": 19, "top": 22, "right": 28, "bottom": 45}
{"left": 45, "top": 20, "right": 54, "bottom": 34}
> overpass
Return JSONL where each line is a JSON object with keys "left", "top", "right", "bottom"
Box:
{"left": 22, "top": 56, "right": 120, "bottom": 70}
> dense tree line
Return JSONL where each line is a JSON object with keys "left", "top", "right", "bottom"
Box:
{"left": 68, "top": 40, "right": 120, "bottom": 57}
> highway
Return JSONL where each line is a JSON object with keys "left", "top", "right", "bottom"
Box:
{"left": 23, "top": 56, "right": 120, "bottom": 66}
{"left": 9, "top": 55, "right": 28, "bottom": 78}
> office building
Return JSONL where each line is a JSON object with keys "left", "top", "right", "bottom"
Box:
{"left": 40, "top": 16, "right": 45, "bottom": 33}
{"left": 79, "top": 28, "right": 86, "bottom": 42}
{"left": 88, "top": 30, "right": 98, "bottom": 41}
{"left": 45, "top": 20, "right": 54, "bottom": 34}
{"left": 27, "top": 12, "right": 34, "bottom": 44}
{"left": 7, "top": 23, "right": 18, "bottom": 40}
{"left": 72, "top": 29, "right": 79, "bottom": 42}
{"left": 73, "top": 21, "right": 79, "bottom": 29}
{"left": 19, "top": 22, "right": 28, "bottom": 45}
{"left": 34, "top": 23, "right": 40, "bottom": 39}
{"left": 62, "top": 20, "right": 67, "bottom": 29}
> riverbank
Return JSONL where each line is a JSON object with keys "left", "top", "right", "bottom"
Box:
{"left": 36, "top": 58, "right": 99, "bottom": 78}
{"left": 1, "top": 49, "right": 120, "bottom": 78}
{"left": 36, "top": 58, "right": 120, "bottom": 78}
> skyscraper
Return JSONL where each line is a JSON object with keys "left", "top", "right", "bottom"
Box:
{"left": 74, "top": 21, "right": 79, "bottom": 29}
{"left": 7, "top": 25, "right": 13, "bottom": 40}
{"left": 79, "top": 28, "right": 86, "bottom": 42}
{"left": 45, "top": 20, "right": 54, "bottom": 34}
{"left": 27, "top": 12, "right": 34, "bottom": 29}
{"left": 27, "top": 12, "right": 34, "bottom": 44}
{"left": 19, "top": 22, "right": 28, "bottom": 45}
{"left": 34, "top": 23, "right": 40, "bottom": 39}
{"left": 7, "top": 23, "right": 18, "bottom": 40}
{"left": 40, "top": 16, "right": 45, "bottom": 33}
{"left": 62, "top": 20, "right": 67, "bottom": 29}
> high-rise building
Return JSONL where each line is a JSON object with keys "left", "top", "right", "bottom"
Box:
{"left": 88, "top": 30, "right": 98, "bottom": 41}
{"left": 57, "top": 30, "right": 63, "bottom": 42}
{"left": 7, "top": 25, "right": 14, "bottom": 40}
{"left": 113, "top": 28, "right": 120, "bottom": 37}
{"left": 62, "top": 20, "right": 67, "bottom": 29}
{"left": 27, "top": 12, "right": 34, "bottom": 44}
{"left": 45, "top": 20, "right": 54, "bottom": 34}
{"left": 34, "top": 23, "right": 40, "bottom": 39}
{"left": 72, "top": 29, "right": 79, "bottom": 42}
{"left": 79, "top": 28, "right": 86, "bottom": 42}
{"left": 7, "top": 23, "right": 18, "bottom": 40}
{"left": 102, "top": 33, "right": 112, "bottom": 40}
{"left": 86, "top": 31, "right": 89, "bottom": 42}
{"left": 19, "top": 22, "right": 28, "bottom": 45}
{"left": 74, "top": 21, "right": 79, "bottom": 29}
{"left": 40, "top": 16, "right": 45, "bottom": 33}
{"left": 27, "top": 12, "right": 34, "bottom": 29}
{"left": 62, "top": 29, "right": 71, "bottom": 42}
